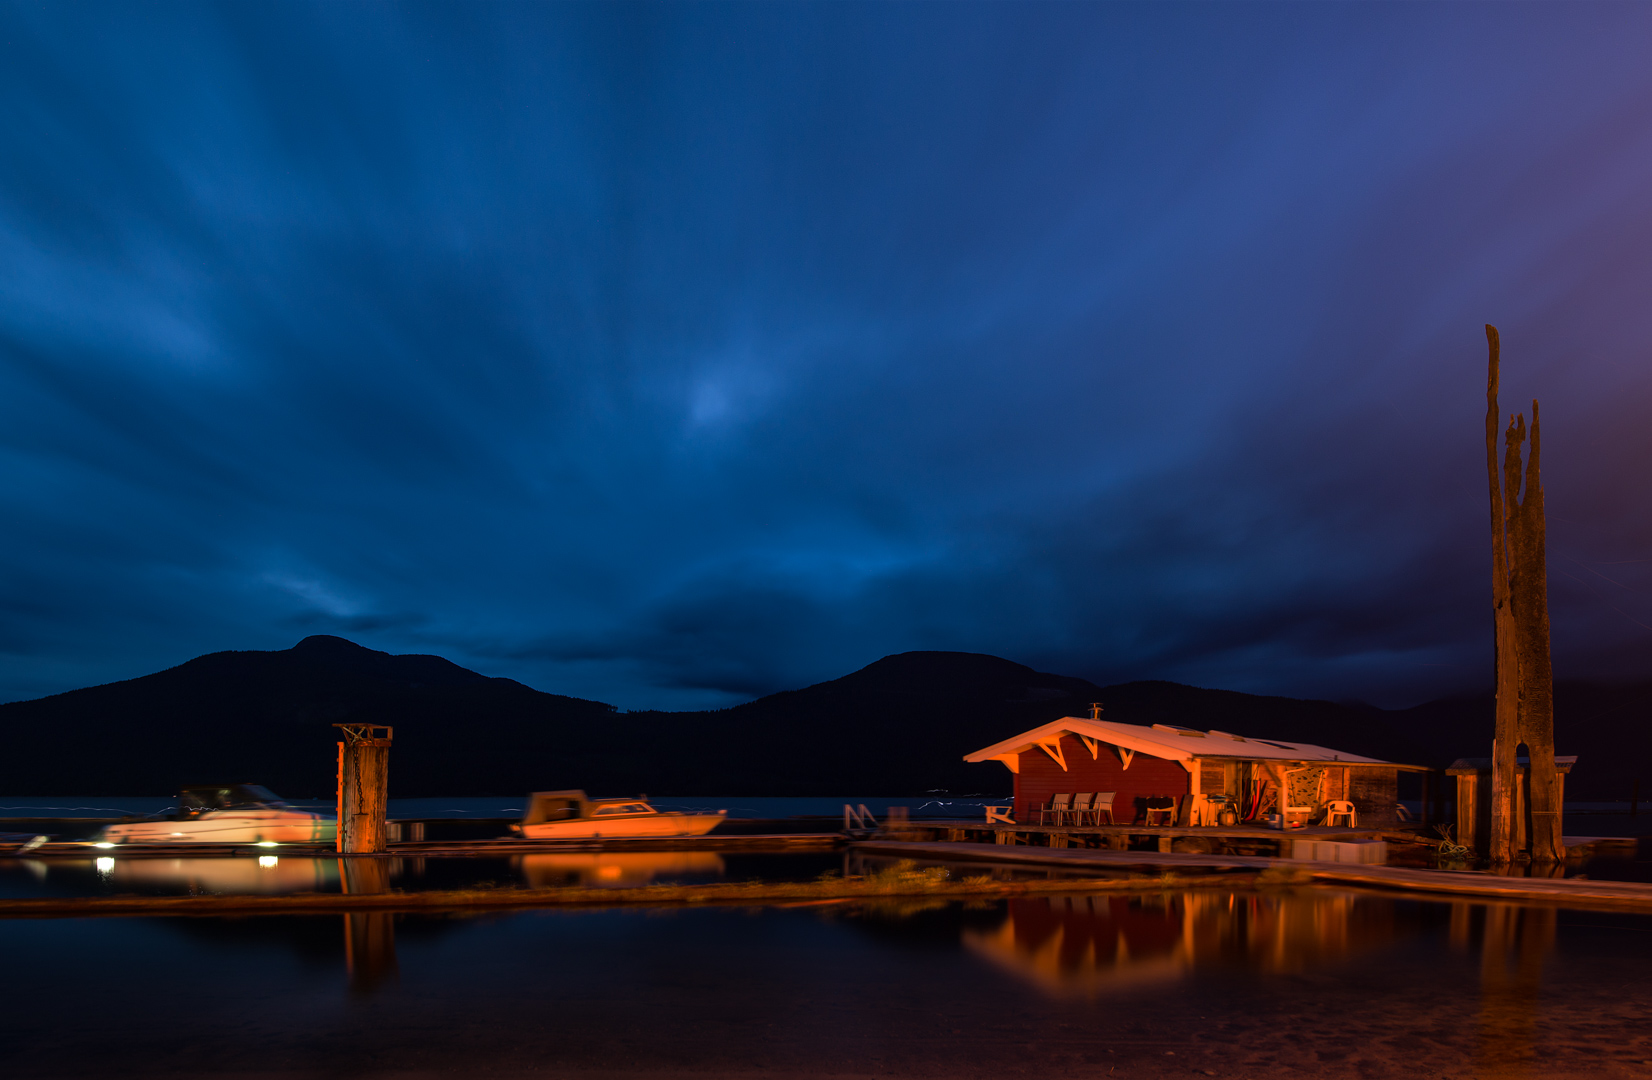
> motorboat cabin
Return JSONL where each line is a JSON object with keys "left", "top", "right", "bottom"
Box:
{"left": 511, "top": 790, "right": 726, "bottom": 840}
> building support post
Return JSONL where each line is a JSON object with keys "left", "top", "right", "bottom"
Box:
{"left": 1456, "top": 771, "right": 1480, "bottom": 852}
{"left": 335, "top": 724, "right": 393, "bottom": 854}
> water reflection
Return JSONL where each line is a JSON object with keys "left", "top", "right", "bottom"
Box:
{"left": 515, "top": 851, "right": 725, "bottom": 888}
{"left": 339, "top": 857, "right": 392, "bottom": 895}
{"left": 337, "top": 857, "right": 398, "bottom": 993}
{"left": 965, "top": 891, "right": 1402, "bottom": 996}
{"left": 964, "top": 888, "right": 1571, "bottom": 1074}
{"left": 103, "top": 855, "right": 338, "bottom": 894}
{"left": 1463, "top": 902, "right": 1555, "bottom": 1077}
{"left": 0, "top": 848, "right": 1585, "bottom": 1036}
{"left": 0, "top": 874, "right": 1641, "bottom": 1080}
{"left": 4, "top": 848, "right": 754, "bottom": 899}
{"left": 343, "top": 911, "right": 398, "bottom": 993}
{"left": 323, "top": 851, "right": 724, "bottom": 996}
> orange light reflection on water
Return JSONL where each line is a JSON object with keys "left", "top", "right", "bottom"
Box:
{"left": 964, "top": 890, "right": 1394, "bottom": 996}
{"left": 967, "top": 888, "right": 1560, "bottom": 1075}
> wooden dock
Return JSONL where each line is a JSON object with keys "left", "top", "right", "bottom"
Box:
{"left": 851, "top": 839, "right": 1652, "bottom": 913}
{"left": 8, "top": 817, "right": 1639, "bottom": 867}
{"left": 383, "top": 832, "right": 841, "bottom": 856}
{"left": 2, "top": 818, "right": 1405, "bottom": 860}
{"left": 9, "top": 831, "right": 841, "bottom": 859}
{"left": 875, "top": 820, "right": 1395, "bottom": 854}
{"left": 871, "top": 821, "right": 1642, "bottom": 862}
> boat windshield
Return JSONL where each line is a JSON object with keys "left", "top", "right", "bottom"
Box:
{"left": 178, "top": 785, "right": 289, "bottom": 812}
{"left": 592, "top": 803, "right": 654, "bottom": 816}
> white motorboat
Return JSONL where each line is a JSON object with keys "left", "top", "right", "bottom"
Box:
{"left": 95, "top": 784, "right": 336, "bottom": 845}
{"left": 510, "top": 790, "right": 726, "bottom": 841}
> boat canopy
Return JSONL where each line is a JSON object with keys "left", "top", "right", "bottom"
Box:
{"left": 178, "top": 784, "right": 288, "bottom": 811}
{"left": 521, "top": 791, "right": 662, "bottom": 824}
{"left": 521, "top": 790, "right": 593, "bottom": 825}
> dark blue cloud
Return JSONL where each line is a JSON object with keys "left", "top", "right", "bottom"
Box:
{"left": 1, "top": 1, "right": 1651, "bottom": 709}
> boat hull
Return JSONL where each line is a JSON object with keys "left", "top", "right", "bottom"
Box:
{"left": 98, "top": 810, "right": 336, "bottom": 845}
{"left": 516, "top": 811, "right": 726, "bottom": 841}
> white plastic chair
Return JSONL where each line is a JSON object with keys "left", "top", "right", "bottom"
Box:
{"left": 1324, "top": 800, "right": 1357, "bottom": 827}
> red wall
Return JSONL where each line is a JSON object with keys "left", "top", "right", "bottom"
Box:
{"left": 1013, "top": 734, "right": 1191, "bottom": 824}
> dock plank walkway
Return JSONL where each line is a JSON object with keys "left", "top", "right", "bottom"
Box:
{"left": 853, "top": 839, "right": 1652, "bottom": 913}
{"left": 857, "top": 840, "right": 1282, "bottom": 872}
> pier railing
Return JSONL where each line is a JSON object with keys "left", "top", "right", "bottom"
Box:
{"left": 843, "top": 804, "right": 878, "bottom": 831}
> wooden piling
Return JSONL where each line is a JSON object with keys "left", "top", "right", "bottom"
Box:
{"left": 1456, "top": 769, "right": 1480, "bottom": 852}
{"left": 335, "top": 723, "right": 393, "bottom": 854}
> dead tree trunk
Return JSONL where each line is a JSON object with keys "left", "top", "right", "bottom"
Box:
{"left": 1486, "top": 326, "right": 1520, "bottom": 864}
{"left": 1505, "top": 405, "right": 1564, "bottom": 862}
{"left": 1483, "top": 326, "right": 1563, "bottom": 864}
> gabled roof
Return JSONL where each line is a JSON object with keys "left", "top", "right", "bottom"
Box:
{"left": 963, "top": 716, "right": 1398, "bottom": 771}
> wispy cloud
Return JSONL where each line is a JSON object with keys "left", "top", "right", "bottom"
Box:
{"left": 0, "top": 2, "right": 1650, "bottom": 709}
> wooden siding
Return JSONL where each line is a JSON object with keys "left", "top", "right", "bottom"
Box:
{"left": 1349, "top": 768, "right": 1399, "bottom": 829}
{"left": 1001, "top": 735, "right": 1402, "bottom": 828}
{"left": 1013, "top": 734, "right": 1191, "bottom": 824}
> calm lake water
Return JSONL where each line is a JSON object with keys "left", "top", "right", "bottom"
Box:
{"left": 0, "top": 850, "right": 850, "bottom": 898}
{"left": 3, "top": 885, "right": 1650, "bottom": 1079}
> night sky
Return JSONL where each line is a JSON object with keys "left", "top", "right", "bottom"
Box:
{"left": 2, "top": 2, "right": 1650, "bottom": 711}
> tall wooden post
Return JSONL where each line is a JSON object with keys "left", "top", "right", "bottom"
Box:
{"left": 335, "top": 723, "right": 393, "bottom": 854}
{"left": 1486, "top": 327, "right": 1520, "bottom": 864}
{"left": 1483, "top": 326, "right": 1563, "bottom": 864}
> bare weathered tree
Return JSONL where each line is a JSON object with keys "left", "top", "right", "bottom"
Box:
{"left": 1484, "top": 325, "right": 1563, "bottom": 864}
{"left": 1486, "top": 327, "right": 1520, "bottom": 863}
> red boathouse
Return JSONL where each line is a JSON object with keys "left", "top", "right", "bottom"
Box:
{"left": 964, "top": 715, "right": 1418, "bottom": 828}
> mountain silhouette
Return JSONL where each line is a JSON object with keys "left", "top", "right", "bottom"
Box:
{"left": 0, "top": 636, "right": 615, "bottom": 797}
{"left": 0, "top": 636, "right": 1644, "bottom": 799}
